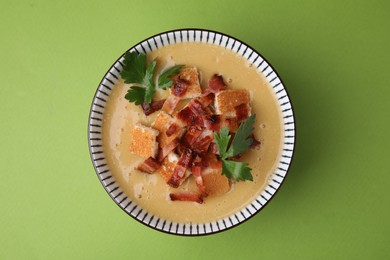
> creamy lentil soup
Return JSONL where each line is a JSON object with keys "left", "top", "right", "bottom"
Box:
{"left": 102, "top": 42, "right": 283, "bottom": 223}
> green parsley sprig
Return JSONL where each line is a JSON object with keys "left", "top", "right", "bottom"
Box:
{"left": 120, "top": 52, "right": 183, "bottom": 105}
{"left": 214, "top": 114, "right": 256, "bottom": 181}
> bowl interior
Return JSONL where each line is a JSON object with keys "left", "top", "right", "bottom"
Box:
{"left": 88, "top": 29, "right": 295, "bottom": 235}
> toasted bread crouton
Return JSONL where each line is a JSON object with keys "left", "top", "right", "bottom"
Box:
{"left": 152, "top": 111, "right": 185, "bottom": 147}
{"left": 157, "top": 153, "right": 190, "bottom": 185}
{"left": 202, "top": 161, "right": 230, "bottom": 196}
{"left": 215, "top": 89, "right": 251, "bottom": 117}
{"left": 152, "top": 111, "right": 171, "bottom": 132}
{"left": 129, "top": 125, "right": 159, "bottom": 158}
{"left": 157, "top": 153, "right": 179, "bottom": 182}
{"left": 170, "top": 67, "right": 202, "bottom": 99}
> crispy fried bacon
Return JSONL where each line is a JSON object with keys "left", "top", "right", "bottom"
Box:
{"left": 199, "top": 93, "right": 215, "bottom": 107}
{"left": 192, "top": 154, "right": 209, "bottom": 168}
{"left": 182, "top": 126, "right": 202, "bottom": 145}
{"left": 162, "top": 96, "right": 180, "bottom": 114}
{"left": 176, "top": 92, "right": 219, "bottom": 127}
{"left": 157, "top": 138, "right": 180, "bottom": 162}
{"left": 136, "top": 157, "right": 160, "bottom": 173}
{"left": 206, "top": 74, "right": 227, "bottom": 94}
{"left": 166, "top": 123, "right": 178, "bottom": 137}
{"left": 176, "top": 106, "right": 202, "bottom": 126}
{"left": 141, "top": 99, "right": 166, "bottom": 116}
{"left": 192, "top": 132, "right": 213, "bottom": 153}
{"left": 169, "top": 192, "right": 203, "bottom": 204}
{"left": 172, "top": 78, "right": 189, "bottom": 97}
{"left": 189, "top": 99, "right": 206, "bottom": 117}
{"left": 167, "top": 148, "right": 193, "bottom": 188}
{"left": 177, "top": 98, "right": 211, "bottom": 126}
{"left": 203, "top": 114, "right": 223, "bottom": 131}
{"left": 182, "top": 126, "right": 213, "bottom": 153}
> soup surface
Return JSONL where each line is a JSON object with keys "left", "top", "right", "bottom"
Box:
{"left": 102, "top": 42, "right": 283, "bottom": 223}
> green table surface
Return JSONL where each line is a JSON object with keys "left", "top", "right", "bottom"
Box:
{"left": 1, "top": 1, "right": 389, "bottom": 259}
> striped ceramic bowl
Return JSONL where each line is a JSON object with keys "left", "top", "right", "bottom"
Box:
{"left": 88, "top": 29, "right": 295, "bottom": 235}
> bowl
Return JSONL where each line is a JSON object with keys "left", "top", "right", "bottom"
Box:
{"left": 88, "top": 29, "right": 295, "bottom": 235}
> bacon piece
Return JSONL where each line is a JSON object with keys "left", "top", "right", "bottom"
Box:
{"left": 179, "top": 99, "right": 207, "bottom": 124}
{"left": 203, "top": 114, "right": 223, "bottom": 131}
{"left": 234, "top": 103, "right": 250, "bottom": 121}
{"left": 192, "top": 154, "right": 209, "bottom": 168}
{"left": 176, "top": 106, "right": 192, "bottom": 125}
{"left": 192, "top": 132, "right": 213, "bottom": 153}
{"left": 176, "top": 106, "right": 203, "bottom": 126}
{"left": 141, "top": 99, "right": 166, "bottom": 116}
{"left": 192, "top": 166, "right": 207, "bottom": 196}
{"left": 183, "top": 126, "right": 203, "bottom": 146}
{"left": 204, "top": 106, "right": 213, "bottom": 115}
{"left": 171, "top": 78, "right": 189, "bottom": 97}
{"left": 199, "top": 93, "right": 215, "bottom": 107}
{"left": 162, "top": 96, "right": 180, "bottom": 114}
{"left": 175, "top": 143, "right": 187, "bottom": 156}
{"left": 167, "top": 148, "right": 193, "bottom": 188}
{"left": 182, "top": 126, "right": 213, "bottom": 153}
{"left": 206, "top": 74, "right": 227, "bottom": 94}
{"left": 166, "top": 123, "right": 178, "bottom": 137}
{"left": 188, "top": 99, "right": 206, "bottom": 116}
{"left": 157, "top": 138, "right": 180, "bottom": 162}
{"left": 176, "top": 98, "right": 211, "bottom": 126}
{"left": 169, "top": 192, "right": 203, "bottom": 204}
{"left": 136, "top": 157, "right": 161, "bottom": 173}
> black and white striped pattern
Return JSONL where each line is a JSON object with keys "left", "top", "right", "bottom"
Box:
{"left": 88, "top": 29, "right": 295, "bottom": 236}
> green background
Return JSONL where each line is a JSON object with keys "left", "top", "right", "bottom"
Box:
{"left": 1, "top": 0, "right": 389, "bottom": 259}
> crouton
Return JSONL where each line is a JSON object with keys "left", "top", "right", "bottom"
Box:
{"left": 157, "top": 153, "right": 190, "bottom": 185}
{"left": 202, "top": 161, "right": 230, "bottom": 196}
{"left": 215, "top": 89, "right": 251, "bottom": 117}
{"left": 170, "top": 67, "right": 202, "bottom": 99}
{"left": 157, "top": 153, "right": 179, "bottom": 182}
{"left": 129, "top": 125, "right": 159, "bottom": 158}
{"left": 152, "top": 111, "right": 185, "bottom": 147}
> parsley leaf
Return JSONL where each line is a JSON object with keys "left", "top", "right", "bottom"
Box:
{"left": 143, "top": 59, "right": 157, "bottom": 104}
{"left": 222, "top": 160, "right": 253, "bottom": 182}
{"left": 157, "top": 65, "right": 184, "bottom": 89}
{"left": 124, "top": 86, "right": 145, "bottom": 106}
{"left": 213, "top": 126, "right": 231, "bottom": 158}
{"left": 225, "top": 114, "right": 255, "bottom": 158}
{"left": 121, "top": 52, "right": 146, "bottom": 84}
{"left": 120, "top": 51, "right": 157, "bottom": 105}
{"left": 214, "top": 114, "right": 256, "bottom": 182}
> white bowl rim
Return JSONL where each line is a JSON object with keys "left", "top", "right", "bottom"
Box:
{"left": 88, "top": 28, "right": 296, "bottom": 236}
